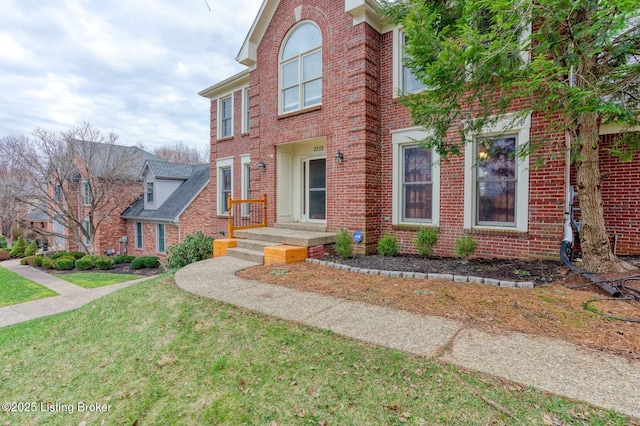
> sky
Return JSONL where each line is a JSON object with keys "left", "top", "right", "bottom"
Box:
{"left": 0, "top": 0, "right": 262, "bottom": 152}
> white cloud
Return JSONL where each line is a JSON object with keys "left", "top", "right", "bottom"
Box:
{"left": 0, "top": 0, "right": 262, "bottom": 152}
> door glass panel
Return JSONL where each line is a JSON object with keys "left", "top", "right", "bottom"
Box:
{"left": 308, "top": 158, "right": 326, "bottom": 220}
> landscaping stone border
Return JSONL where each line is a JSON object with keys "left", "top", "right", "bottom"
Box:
{"left": 305, "top": 258, "right": 535, "bottom": 289}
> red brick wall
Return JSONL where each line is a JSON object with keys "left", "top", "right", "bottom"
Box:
{"left": 597, "top": 133, "right": 640, "bottom": 255}
{"left": 205, "top": 1, "right": 638, "bottom": 260}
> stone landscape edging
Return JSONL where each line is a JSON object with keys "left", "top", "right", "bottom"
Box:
{"left": 305, "top": 258, "right": 535, "bottom": 289}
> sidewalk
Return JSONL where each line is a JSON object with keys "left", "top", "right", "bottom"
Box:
{"left": 0, "top": 259, "right": 151, "bottom": 327}
{"left": 175, "top": 257, "right": 640, "bottom": 421}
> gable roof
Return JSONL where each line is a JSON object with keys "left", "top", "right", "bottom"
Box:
{"left": 121, "top": 163, "right": 210, "bottom": 223}
{"left": 143, "top": 159, "right": 195, "bottom": 180}
{"left": 71, "top": 139, "right": 159, "bottom": 179}
{"left": 236, "top": 0, "right": 386, "bottom": 67}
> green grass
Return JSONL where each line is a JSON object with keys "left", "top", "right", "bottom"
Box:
{"left": 0, "top": 266, "right": 57, "bottom": 307}
{"left": 56, "top": 272, "right": 144, "bottom": 288}
{"left": 0, "top": 275, "right": 633, "bottom": 425}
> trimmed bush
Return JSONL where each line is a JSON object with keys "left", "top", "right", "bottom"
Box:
{"left": 113, "top": 255, "right": 124, "bottom": 264}
{"left": 55, "top": 258, "right": 75, "bottom": 270}
{"left": 10, "top": 236, "right": 27, "bottom": 258}
{"left": 51, "top": 251, "right": 86, "bottom": 260}
{"left": 334, "top": 229, "right": 354, "bottom": 259}
{"left": 123, "top": 255, "right": 136, "bottom": 263}
{"left": 131, "top": 256, "right": 160, "bottom": 269}
{"left": 20, "top": 256, "right": 33, "bottom": 265}
{"left": 414, "top": 227, "right": 439, "bottom": 257}
{"left": 167, "top": 232, "right": 214, "bottom": 269}
{"left": 33, "top": 256, "right": 44, "bottom": 267}
{"left": 75, "top": 256, "right": 96, "bottom": 271}
{"left": 41, "top": 257, "right": 56, "bottom": 269}
{"left": 0, "top": 250, "right": 10, "bottom": 261}
{"left": 24, "top": 241, "right": 38, "bottom": 257}
{"left": 455, "top": 234, "right": 478, "bottom": 260}
{"left": 96, "top": 256, "right": 115, "bottom": 270}
{"left": 377, "top": 232, "right": 398, "bottom": 257}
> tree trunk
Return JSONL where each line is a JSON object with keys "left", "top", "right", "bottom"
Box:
{"left": 575, "top": 113, "right": 635, "bottom": 273}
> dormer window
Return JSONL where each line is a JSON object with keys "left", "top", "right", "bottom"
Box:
{"left": 146, "top": 182, "right": 154, "bottom": 203}
{"left": 280, "top": 22, "right": 322, "bottom": 114}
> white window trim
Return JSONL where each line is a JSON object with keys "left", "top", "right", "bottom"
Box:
{"left": 218, "top": 94, "right": 234, "bottom": 139}
{"left": 241, "top": 87, "right": 250, "bottom": 133}
{"left": 463, "top": 113, "right": 531, "bottom": 232}
{"left": 156, "top": 223, "right": 166, "bottom": 254}
{"left": 240, "top": 154, "right": 251, "bottom": 216}
{"left": 216, "top": 157, "right": 234, "bottom": 216}
{"left": 135, "top": 222, "right": 143, "bottom": 250}
{"left": 392, "top": 127, "right": 440, "bottom": 226}
{"left": 146, "top": 181, "right": 155, "bottom": 205}
{"left": 278, "top": 21, "right": 322, "bottom": 114}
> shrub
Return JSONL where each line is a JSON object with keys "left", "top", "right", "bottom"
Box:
{"left": 377, "top": 232, "right": 398, "bottom": 257}
{"left": 167, "top": 232, "right": 214, "bottom": 269}
{"left": 33, "top": 256, "right": 44, "bottom": 267}
{"left": 123, "top": 255, "right": 136, "bottom": 263}
{"left": 68, "top": 251, "right": 87, "bottom": 260}
{"left": 334, "top": 229, "right": 354, "bottom": 259}
{"left": 96, "top": 256, "right": 115, "bottom": 270}
{"left": 20, "top": 256, "right": 33, "bottom": 265}
{"left": 24, "top": 241, "right": 38, "bottom": 257}
{"left": 0, "top": 236, "right": 7, "bottom": 249}
{"left": 0, "top": 250, "right": 10, "bottom": 261}
{"left": 455, "top": 234, "right": 478, "bottom": 260}
{"left": 10, "top": 236, "right": 27, "bottom": 258}
{"left": 131, "top": 256, "right": 160, "bottom": 269}
{"left": 414, "top": 227, "right": 439, "bottom": 257}
{"left": 113, "top": 255, "right": 124, "bottom": 264}
{"left": 41, "top": 257, "right": 56, "bottom": 269}
{"left": 55, "top": 258, "right": 75, "bottom": 270}
{"left": 75, "top": 256, "right": 96, "bottom": 271}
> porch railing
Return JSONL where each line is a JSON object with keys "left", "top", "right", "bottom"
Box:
{"left": 228, "top": 194, "right": 267, "bottom": 238}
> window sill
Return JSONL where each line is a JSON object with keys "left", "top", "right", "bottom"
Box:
{"left": 217, "top": 136, "right": 234, "bottom": 142}
{"left": 464, "top": 228, "right": 528, "bottom": 238}
{"left": 278, "top": 104, "right": 321, "bottom": 120}
{"left": 217, "top": 215, "right": 230, "bottom": 219}
{"left": 393, "top": 223, "right": 438, "bottom": 230}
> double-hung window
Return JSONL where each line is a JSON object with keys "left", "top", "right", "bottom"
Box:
{"left": 392, "top": 128, "right": 440, "bottom": 226}
{"left": 157, "top": 223, "right": 165, "bottom": 254}
{"left": 82, "top": 180, "right": 92, "bottom": 205}
{"left": 146, "top": 182, "right": 154, "bottom": 203}
{"left": 280, "top": 22, "right": 322, "bottom": 113}
{"left": 216, "top": 157, "right": 234, "bottom": 216}
{"left": 402, "top": 146, "right": 433, "bottom": 221}
{"left": 402, "top": 33, "right": 428, "bottom": 93}
{"left": 220, "top": 96, "right": 233, "bottom": 138}
{"left": 463, "top": 113, "right": 530, "bottom": 232}
{"left": 475, "top": 135, "right": 517, "bottom": 225}
{"left": 135, "top": 222, "right": 143, "bottom": 249}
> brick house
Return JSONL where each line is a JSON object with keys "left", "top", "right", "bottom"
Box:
{"left": 121, "top": 159, "right": 212, "bottom": 258}
{"left": 198, "top": 0, "right": 640, "bottom": 259}
{"left": 48, "top": 140, "right": 157, "bottom": 255}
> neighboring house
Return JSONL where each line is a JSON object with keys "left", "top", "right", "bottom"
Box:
{"left": 50, "top": 140, "right": 159, "bottom": 255}
{"left": 121, "top": 159, "right": 212, "bottom": 258}
{"left": 198, "top": 0, "right": 639, "bottom": 259}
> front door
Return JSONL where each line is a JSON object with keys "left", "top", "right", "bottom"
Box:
{"left": 304, "top": 158, "right": 326, "bottom": 221}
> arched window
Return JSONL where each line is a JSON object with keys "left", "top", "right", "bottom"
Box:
{"left": 280, "top": 22, "right": 322, "bottom": 113}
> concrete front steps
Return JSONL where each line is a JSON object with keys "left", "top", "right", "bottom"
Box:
{"left": 214, "top": 224, "right": 336, "bottom": 265}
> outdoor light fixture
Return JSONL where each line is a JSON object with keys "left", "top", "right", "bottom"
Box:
{"left": 335, "top": 151, "right": 344, "bottom": 164}
{"left": 258, "top": 161, "right": 266, "bottom": 171}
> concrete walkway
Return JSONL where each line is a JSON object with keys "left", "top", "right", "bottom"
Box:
{"left": 0, "top": 259, "right": 152, "bottom": 327}
{"left": 175, "top": 257, "right": 640, "bottom": 421}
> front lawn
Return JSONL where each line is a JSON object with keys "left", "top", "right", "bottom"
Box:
{"left": 0, "top": 275, "right": 631, "bottom": 425}
{"left": 0, "top": 266, "right": 58, "bottom": 307}
{"left": 55, "top": 272, "right": 144, "bottom": 288}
